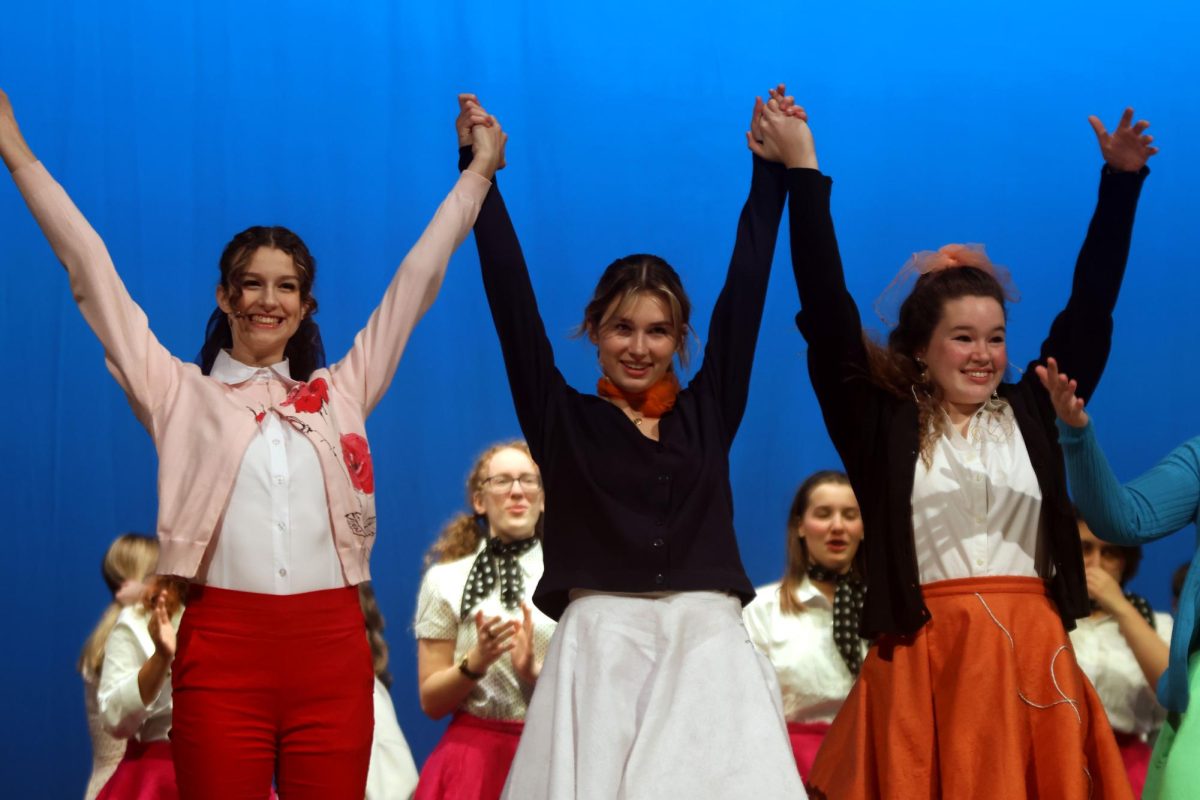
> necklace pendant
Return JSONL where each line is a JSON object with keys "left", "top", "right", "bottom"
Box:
{"left": 633, "top": 417, "right": 643, "bottom": 425}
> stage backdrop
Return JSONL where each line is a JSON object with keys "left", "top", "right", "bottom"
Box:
{"left": 1, "top": 1, "right": 1196, "bottom": 795}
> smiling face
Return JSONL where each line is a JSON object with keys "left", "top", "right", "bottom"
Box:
{"left": 796, "top": 482, "right": 863, "bottom": 575}
{"left": 918, "top": 295, "right": 1007, "bottom": 418}
{"left": 472, "top": 447, "right": 544, "bottom": 543}
{"left": 216, "top": 246, "right": 307, "bottom": 367}
{"left": 590, "top": 291, "right": 679, "bottom": 396}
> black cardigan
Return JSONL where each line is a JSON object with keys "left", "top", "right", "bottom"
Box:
{"left": 466, "top": 150, "right": 788, "bottom": 620}
{"left": 788, "top": 165, "right": 1147, "bottom": 637}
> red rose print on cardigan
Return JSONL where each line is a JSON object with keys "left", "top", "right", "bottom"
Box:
{"left": 340, "top": 433, "right": 374, "bottom": 494}
{"left": 282, "top": 378, "right": 329, "bottom": 414}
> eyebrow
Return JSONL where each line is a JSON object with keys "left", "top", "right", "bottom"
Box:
{"left": 948, "top": 324, "right": 1006, "bottom": 333}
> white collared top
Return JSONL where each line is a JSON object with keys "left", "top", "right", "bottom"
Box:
{"left": 96, "top": 604, "right": 184, "bottom": 742}
{"left": 197, "top": 350, "right": 344, "bottom": 594}
{"left": 413, "top": 537, "right": 556, "bottom": 721}
{"left": 1070, "top": 611, "right": 1173, "bottom": 736}
{"left": 911, "top": 403, "right": 1045, "bottom": 584}
{"left": 742, "top": 578, "right": 867, "bottom": 724}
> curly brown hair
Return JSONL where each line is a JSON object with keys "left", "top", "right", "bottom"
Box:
{"left": 423, "top": 441, "right": 541, "bottom": 568}
{"left": 864, "top": 266, "right": 1008, "bottom": 464}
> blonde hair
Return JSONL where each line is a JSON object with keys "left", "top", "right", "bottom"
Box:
{"left": 779, "top": 472, "right": 860, "bottom": 616}
{"left": 78, "top": 534, "right": 159, "bottom": 681}
{"left": 423, "top": 441, "right": 539, "bottom": 568}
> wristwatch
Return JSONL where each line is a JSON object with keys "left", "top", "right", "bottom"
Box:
{"left": 458, "top": 655, "right": 486, "bottom": 681}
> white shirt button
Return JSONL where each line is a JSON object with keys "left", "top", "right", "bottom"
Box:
{"left": 274, "top": 476, "right": 285, "bottom": 485}
{"left": 277, "top": 522, "right": 286, "bottom": 531}
{"left": 272, "top": 438, "right": 281, "bottom": 446}
{"left": 975, "top": 558, "right": 984, "bottom": 567}
{"left": 278, "top": 567, "right": 287, "bottom": 577}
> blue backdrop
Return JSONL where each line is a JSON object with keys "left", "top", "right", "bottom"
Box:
{"left": 1, "top": 1, "right": 1196, "bottom": 795}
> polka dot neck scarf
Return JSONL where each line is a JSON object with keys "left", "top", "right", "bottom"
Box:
{"left": 1087, "top": 591, "right": 1156, "bottom": 628}
{"left": 459, "top": 533, "right": 539, "bottom": 621}
{"left": 807, "top": 563, "right": 866, "bottom": 676}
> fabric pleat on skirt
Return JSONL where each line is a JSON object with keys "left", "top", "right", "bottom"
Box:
{"left": 96, "top": 740, "right": 179, "bottom": 800}
{"left": 788, "top": 721, "right": 832, "bottom": 784}
{"left": 501, "top": 591, "right": 806, "bottom": 800}
{"left": 1143, "top": 650, "right": 1200, "bottom": 799}
{"left": 414, "top": 712, "right": 523, "bottom": 800}
{"left": 806, "top": 576, "right": 1132, "bottom": 800}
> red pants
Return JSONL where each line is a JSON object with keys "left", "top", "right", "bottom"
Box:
{"left": 171, "top": 585, "right": 373, "bottom": 800}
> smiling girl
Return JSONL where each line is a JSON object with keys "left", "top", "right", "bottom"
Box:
{"left": 771, "top": 98, "right": 1156, "bottom": 798}
{"left": 0, "top": 89, "right": 502, "bottom": 799}
{"left": 457, "top": 89, "right": 807, "bottom": 798}
{"left": 411, "top": 441, "right": 554, "bottom": 800}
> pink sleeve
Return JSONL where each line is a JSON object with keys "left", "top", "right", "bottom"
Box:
{"left": 12, "top": 162, "right": 178, "bottom": 427}
{"left": 330, "top": 169, "right": 491, "bottom": 415}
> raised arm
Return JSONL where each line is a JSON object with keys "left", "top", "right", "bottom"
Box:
{"left": 96, "top": 609, "right": 168, "bottom": 739}
{"left": 1038, "top": 358, "right": 1200, "bottom": 545}
{"left": 776, "top": 100, "right": 878, "bottom": 453}
{"left": 688, "top": 90, "right": 790, "bottom": 443}
{"left": 330, "top": 99, "right": 499, "bottom": 415}
{"left": 0, "top": 90, "right": 35, "bottom": 172}
{"left": 1, "top": 89, "right": 177, "bottom": 427}
{"left": 459, "top": 97, "right": 565, "bottom": 457}
{"left": 1029, "top": 108, "right": 1154, "bottom": 401}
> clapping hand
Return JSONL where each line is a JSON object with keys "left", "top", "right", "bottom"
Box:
{"left": 147, "top": 592, "right": 176, "bottom": 661}
{"left": 1089, "top": 107, "right": 1158, "bottom": 172}
{"left": 510, "top": 602, "right": 541, "bottom": 684}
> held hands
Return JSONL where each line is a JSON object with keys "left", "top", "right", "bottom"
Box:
{"left": 748, "top": 83, "right": 818, "bottom": 170}
{"left": 465, "top": 609, "right": 521, "bottom": 677}
{"left": 458, "top": 93, "right": 507, "bottom": 181}
{"left": 510, "top": 602, "right": 542, "bottom": 684}
{"left": 1034, "top": 357, "right": 1089, "bottom": 428}
{"left": 1089, "top": 108, "right": 1158, "bottom": 172}
{"left": 147, "top": 593, "right": 177, "bottom": 661}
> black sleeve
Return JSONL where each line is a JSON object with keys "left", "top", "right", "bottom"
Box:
{"left": 688, "top": 155, "right": 788, "bottom": 446}
{"left": 460, "top": 147, "right": 564, "bottom": 457}
{"left": 788, "top": 167, "right": 880, "bottom": 457}
{"left": 1025, "top": 165, "right": 1148, "bottom": 403}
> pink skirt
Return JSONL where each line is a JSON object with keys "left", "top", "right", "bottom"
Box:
{"left": 1114, "top": 732, "right": 1152, "bottom": 797}
{"left": 414, "top": 712, "right": 524, "bottom": 800}
{"left": 787, "top": 721, "right": 831, "bottom": 782}
{"left": 96, "top": 740, "right": 178, "bottom": 800}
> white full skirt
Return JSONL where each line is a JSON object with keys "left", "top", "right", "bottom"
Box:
{"left": 501, "top": 591, "right": 806, "bottom": 799}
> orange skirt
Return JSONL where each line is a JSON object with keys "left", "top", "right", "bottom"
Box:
{"left": 806, "top": 577, "right": 1133, "bottom": 800}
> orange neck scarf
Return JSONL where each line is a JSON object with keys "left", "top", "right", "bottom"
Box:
{"left": 596, "top": 372, "right": 681, "bottom": 418}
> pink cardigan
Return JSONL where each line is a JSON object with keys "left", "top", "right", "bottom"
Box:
{"left": 14, "top": 161, "right": 490, "bottom": 584}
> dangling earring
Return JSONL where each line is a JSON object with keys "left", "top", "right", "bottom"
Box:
{"left": 910, "top": 356, "right": 931, "bottom": 402}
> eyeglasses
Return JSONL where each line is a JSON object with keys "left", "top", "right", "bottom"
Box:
{"left": 480, "top": 474, "right": 542, "bottom": 494}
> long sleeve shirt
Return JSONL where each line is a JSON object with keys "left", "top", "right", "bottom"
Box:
{"left": 1059, "top": 418, "right": 1200, "bottom": 712}
{"left": 96, "top": 605, "right": 183, "bottom": 742}
{"left": 12, "top": 162, "right": 489, "bottom": 582}
{"left": 467, "top": 150, "right": 788, "bottom": 619}
{"left": 788, "top": 165, "right": 1147, "bottom": 636}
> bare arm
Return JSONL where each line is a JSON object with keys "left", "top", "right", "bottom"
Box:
{"left": 1086, "top": 567, "right": 1169, "bottom": 687}
{"left": 416, "top": 611, "right": 518, "bottom": 719}
{"left": 0, "top": 90, "right": 36, "bottom": 172}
